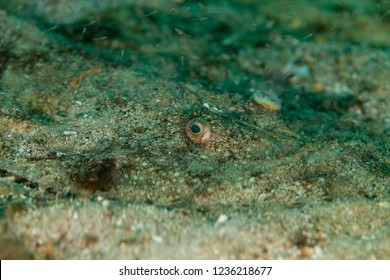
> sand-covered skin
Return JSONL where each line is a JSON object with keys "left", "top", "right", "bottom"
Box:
{"left": 0, "top": 0, "right": 389, "bottom": 259}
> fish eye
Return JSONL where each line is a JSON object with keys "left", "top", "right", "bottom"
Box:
{"left": 185, "top": 119, "right": 211, "bottom": 144}
{"left": 190, "top": 123, "right": 202, "bottom": 134}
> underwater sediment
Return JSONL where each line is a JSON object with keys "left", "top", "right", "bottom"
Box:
{"left": 0, "top": 0, "right": 389, "bottom": 259}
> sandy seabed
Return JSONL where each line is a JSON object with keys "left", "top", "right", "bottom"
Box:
{"left": 0, "top": 0, "right": 389, "bottom": 259}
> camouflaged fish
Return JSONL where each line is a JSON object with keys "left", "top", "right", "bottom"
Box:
{"left": 1, "top": 4, "right": 388, "bottom": 212}
{"left": 1, "top": 0, "right": 390, "bottom": 260}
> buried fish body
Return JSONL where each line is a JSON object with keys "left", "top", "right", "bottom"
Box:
{"left": 0, "top": 6, "right": 388, "bottom": 211}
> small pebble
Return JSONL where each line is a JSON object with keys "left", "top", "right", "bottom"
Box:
{"left": 152, "top": 235, "right": 163, "bottom": 244}
{"left": 252, "top": 90, "right": 281, "bottom": 112}
{"left": 72, "top": 212, "right": 79, "bottom": 220}
{"left": 215, "top": 214, "right": 228, "bottom": 226}
{"left": 63, "top": 131, "right": 77, "bottom": 136}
